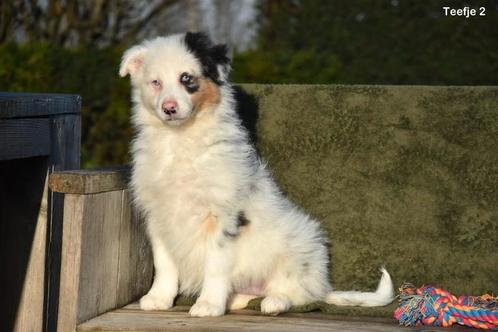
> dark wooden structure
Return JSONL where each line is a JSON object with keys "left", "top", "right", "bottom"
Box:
{"left": 0, "top": 92, "right": 81, "bottom": 332}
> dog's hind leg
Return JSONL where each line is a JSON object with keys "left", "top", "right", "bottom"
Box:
{"left": 260, "top": 262, "right": 309, "bottom": 315}
{"left": 261, "top": 294, "right": 292, "bottom": 315}
{"left": 260, "top": 247, "right": 332, "bottom": 315}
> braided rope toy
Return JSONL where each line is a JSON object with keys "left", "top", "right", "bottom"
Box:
{"left": 394, "top": 283, "right": 498, "bottom": 330}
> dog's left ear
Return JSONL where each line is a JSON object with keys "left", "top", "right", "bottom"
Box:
{"left": 119, "top": 44, "right": 148, "bottom": 78}
{"left": 185, "top": 32, "right": 231, "bottom": 85}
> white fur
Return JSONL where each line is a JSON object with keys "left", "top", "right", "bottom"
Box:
{"left": 228, "top": 294, "right": 258, "bottom": 310}
{"left": 120, "top": 34, "right": 394, "bottom": 317}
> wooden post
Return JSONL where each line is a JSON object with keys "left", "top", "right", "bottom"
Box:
{"left": 49, "top": 169, "right": 153, "bottom": 332}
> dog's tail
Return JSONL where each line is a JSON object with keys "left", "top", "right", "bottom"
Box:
{"left": 325, "top": 267, "right": 394, "bottom": 307}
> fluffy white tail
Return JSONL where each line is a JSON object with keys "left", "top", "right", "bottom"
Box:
{"left": 325, "top": 268, "right": 394, "bottom": 307}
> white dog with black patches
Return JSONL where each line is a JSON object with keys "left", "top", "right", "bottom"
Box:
{"left": 119, "top": 32, "right": 394, "bottom": 317}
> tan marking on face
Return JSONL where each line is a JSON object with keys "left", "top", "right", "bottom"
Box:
{"left": 191, "top": 78, "right": 221, "bottom": 113}
{"left": 203, "top": 212, "right": 217, "bottom": 233}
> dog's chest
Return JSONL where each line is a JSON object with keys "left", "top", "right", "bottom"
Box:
{"left": 132, "top": 134, "right": 225, "bottom": 292}
{"left": 132, "top": 132, "right": 228, "bottom": 219}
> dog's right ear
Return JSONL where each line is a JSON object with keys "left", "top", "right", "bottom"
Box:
{"left": 119, "top": 45, "right": 147, "bottom": 77}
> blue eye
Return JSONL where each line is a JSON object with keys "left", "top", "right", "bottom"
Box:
{"left": 180, "top": 73, "right": 192, "bottom": 84}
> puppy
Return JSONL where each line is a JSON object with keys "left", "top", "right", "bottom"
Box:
{"left": 119, "top": 32, "right": 394, "bottom": 317}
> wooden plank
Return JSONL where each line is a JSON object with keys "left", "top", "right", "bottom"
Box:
{"left": 57, "top": 192, "right": 123, "bottom": 329}
{"left": 77, "top": 304, "right": 475, "bottom": 332}
{"left": 116, "top": 190, "right": 153, "bottom": 307}
{"left": 12, "top": 173, "right": 48, "bottom": 332}
{"left": 0, "top": 92, "right": 81, "bottom": 119}
{"left": 57, "top": 194, "right": 86, "bottom": 332}
{"left": 57, "top": 190, "right": 152, "bottom": 331}
{"left": 49, "top": 167, "right": 130, "bottom": 194}
{"left": 0, "top": 156, "right": 49, "bottom": 332}
{"left": 76, "top": 191, "right": 124, "bottom": 323}
{"left": 0, "top": 118, "right": 50, "bottom": 160}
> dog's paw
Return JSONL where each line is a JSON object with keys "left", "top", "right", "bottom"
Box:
{"left": 139, "top": 292, "right": 174, "bottom": 311}
{"left": 261, "top": 295, "right": 291, "bottom": 315}
{"left": 189, "top": 300, "right": 225, "bottom": 317}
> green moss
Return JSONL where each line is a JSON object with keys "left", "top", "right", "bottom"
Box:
{"left": 241, "top": 84, "right": 498, "bottom": 301}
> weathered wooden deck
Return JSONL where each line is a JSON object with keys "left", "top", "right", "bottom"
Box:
{"left": 77, "top": 303, "right": 475, "bottom": 332}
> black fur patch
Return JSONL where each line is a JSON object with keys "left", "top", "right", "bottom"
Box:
{"left": 237, "top": 211, "right": 250, "bottom": 227}
{"left": 184, "top": 32, "right": 230, "bottom": 85}
{"left": 222, "top": 212, "right": 249, "bottom": 240}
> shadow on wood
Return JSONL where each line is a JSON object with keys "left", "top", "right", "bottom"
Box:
{"left": 0, "top": 157, "right": 48, "bottom": 331}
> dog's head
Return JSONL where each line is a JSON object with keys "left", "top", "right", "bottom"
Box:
{"left": 119, "top": 33, "right": 230, "bottom": 126}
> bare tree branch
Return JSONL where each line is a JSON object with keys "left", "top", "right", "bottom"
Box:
{"left": 122, "top": 0, "right": 180, "bottom": 43}
{"left": 1, "top": 0, "right": 181, "bottom": 47}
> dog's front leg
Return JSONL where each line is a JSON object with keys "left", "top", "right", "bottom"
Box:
{"left": 140, "top": 232, "right": 178, "bottom": 311}
{"left": 189, "top": 215, "right": 236, "bottom": 317}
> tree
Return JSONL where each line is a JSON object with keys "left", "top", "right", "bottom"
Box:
{"left": 1, "top": 0, "right": 180, "bottom": 47}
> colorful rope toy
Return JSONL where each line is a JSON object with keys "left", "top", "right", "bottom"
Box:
{"left": 394, "top": 283, "right": 498, "bottom": 330}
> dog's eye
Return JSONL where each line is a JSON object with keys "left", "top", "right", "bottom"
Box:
{"left": 151, "top": 79, "right": 161, "bottom": 88}
{"left": 180, "top": 73, "right": 192, "bottom": 84}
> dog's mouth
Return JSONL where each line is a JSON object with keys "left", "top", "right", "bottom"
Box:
{"left": 165, "top": 117, "right": 187, "bottom": 125}
{"left": 161, "top": 109, "right": 183, "bottom": 120}
{"left": 164, "top": 107, "right": 198, "bottom": 124}
{"left": 162, "top": 112, "right": 191, "bottom": 125}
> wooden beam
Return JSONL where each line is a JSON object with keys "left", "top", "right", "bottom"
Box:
{"left": 49, "top": 167, "right": 130, "bottom": 194}
{"left": 0, "top": 92, "right": 81, "bottom": 119}
{"left": 0, "top": 118, "right": 50, "bottom": 160}
{"left": 13, "top": 176, "right": 48, "bottom": 332}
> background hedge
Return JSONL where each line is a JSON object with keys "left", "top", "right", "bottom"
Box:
{"left": 1, "top": 1, "right": 497, "bottom": 167}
